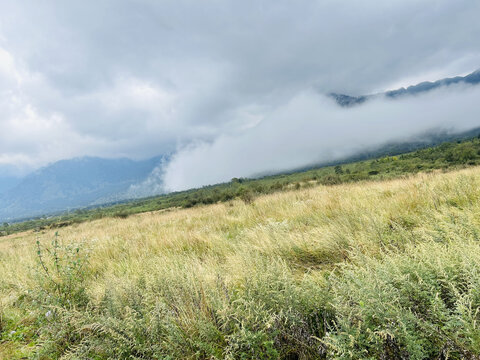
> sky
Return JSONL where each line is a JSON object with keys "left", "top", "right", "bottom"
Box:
{"left": 1, "top": 1, "right": 480, "bottom": 187}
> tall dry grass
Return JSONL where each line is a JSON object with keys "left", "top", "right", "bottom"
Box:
{"left": 1, "top": 168, "right": 480, "bottom": 358}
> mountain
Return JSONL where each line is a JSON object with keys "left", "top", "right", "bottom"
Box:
{"left": 2, "top": 70, "right": 479, "bottom": 222}
{"left": 0, "top": 165, "right": 24, "bottom": 195}
{"left": 0, "top": 156, "right": 164, "bottom": 222}
{"left": 330, "top": 68, "right": 480, "bottom": 106}
{"left": 0, "top": 176, "right": 22, "bottom": 196}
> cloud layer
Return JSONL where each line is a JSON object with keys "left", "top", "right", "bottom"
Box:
{"left": 0, "top": 0, "right": 480, "bottom": 184}
{"left": 162, "top": 84, "right": 480, "bottom": 191}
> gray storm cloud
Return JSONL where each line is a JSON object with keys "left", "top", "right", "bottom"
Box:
{"left": 162, "top": 85, "right": 480, "bottom": 191}
{"left": 1, "top": 0, "right": 480, "bottom": 184}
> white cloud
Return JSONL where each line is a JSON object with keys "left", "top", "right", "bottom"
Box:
{"left": 0, "top": 0, "right": 479, "bottom": 187}
{"left": 162, "top": 84, "right": 480, "bottom": 191}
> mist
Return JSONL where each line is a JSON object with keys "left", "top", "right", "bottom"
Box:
{"left": 161, "top": 84, "right": 480, "bottom": 191}
{"left": 1, "top": 1, "right": 480, "bottom": 171}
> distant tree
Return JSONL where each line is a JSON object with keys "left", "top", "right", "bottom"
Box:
{"left": 334, "top": 165, "right": 344, "bottom": 175}
{"left": 237, "top": 186, "right": 254, "bottom": 204}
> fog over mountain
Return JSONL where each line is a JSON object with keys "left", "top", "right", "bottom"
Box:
{"left": 2, "top": 69, "right": 480, "bottom": 222}
{"left": 161, "top": 82, "right": 480, "bottom": 191}
{"left": 330, "top": 69, "right": 480, "bottom": 107}
{"left": 1, "top": 1, "right": 480, "bottom": 219}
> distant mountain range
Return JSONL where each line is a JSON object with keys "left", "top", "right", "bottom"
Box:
{"left": 1, "top": 70, "right": 480, "bottom": 223}
{"left": 0, "top": 156, "right": 164, "bottom": 222}
{"left": 330, "top": 68, "right": 480, "bottom": 107}
{"left": 0, "top": 176, "right": 21, "bottom": 196}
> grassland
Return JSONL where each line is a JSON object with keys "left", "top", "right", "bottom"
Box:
{"left": 2, "top": 165, "right": 480, "bottom": 358}
{"left": 2, "top": 137, "right": 480, "bottom": 237}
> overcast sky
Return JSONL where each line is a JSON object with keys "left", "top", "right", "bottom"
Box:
{"left": 1, "top": 1, "right": 480, "bottom": 184}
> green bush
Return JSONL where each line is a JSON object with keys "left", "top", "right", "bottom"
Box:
{"left": 33, "top": 232, "right": 90, "bottom": 308}
{"left": 324, "top": 242, "right": 480, "bottom": 359}
{"left": 113, "top": 212, "right": 130, "bottom": 219}
{"left": 22, "top": 232, "right": 92, "bottom": 357}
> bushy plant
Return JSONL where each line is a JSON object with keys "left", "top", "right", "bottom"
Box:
{"left": 324, "top": 242, "right": 480, "bottom": 359}
{"left": 33, "top": 232, "right": 89, "bottom": 308}
{"left": 27, "top": 232, "right": 91, "bottom": 357}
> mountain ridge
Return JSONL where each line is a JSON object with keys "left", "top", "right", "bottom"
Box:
{"left": 2, "top": 70, "right": 480, "bottom": 222}
{"left": 330, "top": 68, "right": 480, "bottom": 107}
{"left": 0, "top": 156, "right": 164, "bottom": 222}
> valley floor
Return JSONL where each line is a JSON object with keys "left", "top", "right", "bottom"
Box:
{"left": 2, "top": 167, "right": 480, "bottom": 359}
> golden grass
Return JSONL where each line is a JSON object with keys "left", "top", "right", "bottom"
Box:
{"left": 2, "top": 167, "right": 480, "bottom": 358}
{"left": 0, "top": 168, "right": 475, "bottom": 302}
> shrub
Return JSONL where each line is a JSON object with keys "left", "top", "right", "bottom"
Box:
{"left": 320, "top": 175, "right": 341, "bottom": 185}
{"left": 324, "top": 241, "right": 480, "bottom": 359}
{"left": 21, "top": 233, "right": 92, "bottom": 357}
{"left": 113, "top": 211, "right": 130, "bottom": 219}
{"left": 33, "top": 232, "right": 90, "bottom": 308}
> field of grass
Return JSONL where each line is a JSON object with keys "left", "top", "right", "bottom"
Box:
{"left": 2, "top": 165, "right": 480, "bottom": 358}
{"left": 2, "top": 137, "right": 480, "bottom": 237}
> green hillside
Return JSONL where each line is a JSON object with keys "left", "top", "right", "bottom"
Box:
{"left": 2, "top": 137, "right": 480, "bottom": 237}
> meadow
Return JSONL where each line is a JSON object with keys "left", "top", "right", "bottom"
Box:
{"left": 2, "top": 137, "right": 480, "bottom": 237}
{"left": 2, "top": 165, "right": 480, "bottom": 358}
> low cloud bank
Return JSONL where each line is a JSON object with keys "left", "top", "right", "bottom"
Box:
{"left": 161, "top": 84, "right": 480, "bottom": 191}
